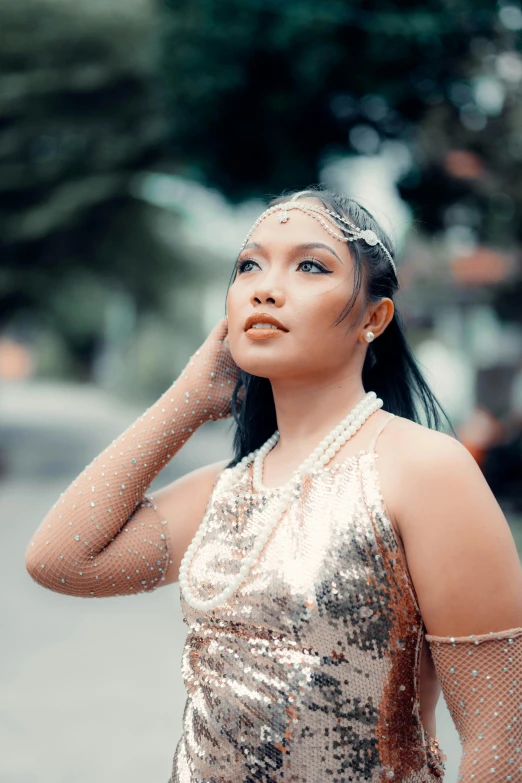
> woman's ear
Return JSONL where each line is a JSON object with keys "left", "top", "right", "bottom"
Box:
{"left": 364, "top": 298, "right": 394, "bottom": 339}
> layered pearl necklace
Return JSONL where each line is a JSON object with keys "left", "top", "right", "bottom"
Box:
{"left": 179, "top": 390, "right": 383, "bottom": 611}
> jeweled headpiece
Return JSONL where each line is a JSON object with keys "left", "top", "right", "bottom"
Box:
{"left": 239, "top": 190, "right": 398, "bottom": 279}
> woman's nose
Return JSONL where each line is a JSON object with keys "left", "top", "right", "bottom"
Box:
{"left": 250, "top": 286, "right": 285, "bottom": 307}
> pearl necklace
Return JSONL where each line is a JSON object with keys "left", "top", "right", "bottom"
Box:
{"left": 179, "top": 390, "right": 383, "bottom": 611}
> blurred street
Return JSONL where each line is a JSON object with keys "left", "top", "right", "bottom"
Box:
{"left": 6, "top": 381, "right": 521, "bottom": 781}
{"left": 1, "top": 380, "right": 233, "bottom": 783}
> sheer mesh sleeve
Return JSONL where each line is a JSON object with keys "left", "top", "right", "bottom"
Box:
{"left": 425, "top": 627, "right": 522, "bottom": 781}
{"left": 25, "top": 318, "right": 239, "bottom": 598}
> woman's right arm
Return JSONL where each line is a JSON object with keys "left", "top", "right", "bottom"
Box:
{"left": 24, "top": 318, "right": 239, "bottom": 598}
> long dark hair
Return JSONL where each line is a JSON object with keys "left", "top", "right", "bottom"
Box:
{"left": 225, "top": 185, "right": 456, "bottom": 468}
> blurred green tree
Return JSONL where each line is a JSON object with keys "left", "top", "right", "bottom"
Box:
{"left": 3, "top": 0, "right": 522, "bottom": 384}
{"left": 0, "top": 0, "right": 188, "bottom": 378}
{"left": 160, "top": 0, "right": 522, "bottom": 257}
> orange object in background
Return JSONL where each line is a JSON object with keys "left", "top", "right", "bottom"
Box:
{"left": 457, "top": 406, "right": 505, "bottom": 470}
{"left": 0, "top": 338, "right": 33, "bottom": 381}
{"left": 451, "top": 246, "right": 516, "bottom": 286}
{"left": 444, "top": 149, "right": 485, "bottom": 180}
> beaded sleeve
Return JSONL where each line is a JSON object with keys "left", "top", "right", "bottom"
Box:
{"left": 425, "top": 627, "right": 522, "bottom": 781}
{"left": 25, "top": 318, "right": 238, "bottom": 598}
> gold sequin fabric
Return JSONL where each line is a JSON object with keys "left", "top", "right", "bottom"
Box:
{"left": 171, "top": 448, "right": 447, "bottom": 782}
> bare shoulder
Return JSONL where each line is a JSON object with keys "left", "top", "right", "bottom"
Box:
{"left": 378, "top": 416, "right": 522, "bottom": 637}
{"left": 385, "top": 414, "right": 498, "bottom": 536}
{"left": 149, "top": 458, "right": 231, "bottom": 586}
{"left": 383, "top": 412, "right": 464, "bottom": 454}
{"left": 373, "top": 413, "right": 471, "bottom": 538}
{"left": 379, "top": 413, "right": 469, "bottom": 474}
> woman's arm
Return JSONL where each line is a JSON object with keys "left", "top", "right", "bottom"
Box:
{"left": 395, "top": 430, "right": 522, "bottom": 781}
{"left": 25, "top": 318, "right": 239, "bottom": 598}
{"left": 146, "top": 457, "right": 230, "bottom": 587}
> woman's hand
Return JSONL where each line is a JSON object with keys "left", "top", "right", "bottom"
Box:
{"left": 181, "top": 316, "right": 241, "bottom": 422}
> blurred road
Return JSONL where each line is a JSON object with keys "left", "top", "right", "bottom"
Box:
{"left": 6, "top": 379, "right": 519, "bottom": 782}
{"left": 1, "top": 380, "right": 234, "bottom": 783}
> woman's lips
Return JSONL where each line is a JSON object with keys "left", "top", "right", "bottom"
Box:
{"left": 245, "top": 327, "right": 286, "bottom": 340}
{"left": 244, "top": 313, "right": 288, "bottom": 331}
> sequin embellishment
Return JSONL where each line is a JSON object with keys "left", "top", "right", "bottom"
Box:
{"left": 171, "top": 447, "right": 447, "bottom": 782}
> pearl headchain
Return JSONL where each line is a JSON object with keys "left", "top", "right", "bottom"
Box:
{"left": 239, "top": 190, "right": 398, "bottom": 279}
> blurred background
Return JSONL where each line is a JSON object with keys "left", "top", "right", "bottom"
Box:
{"left": 2, "top": 0, "right": 522, "bottom": 780}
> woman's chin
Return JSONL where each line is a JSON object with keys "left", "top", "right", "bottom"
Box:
{"left": 231, "top": 338, "right": 308, "bottom": 379}
{"left": 233, "top": 351, "right": 286, "bottom": 376}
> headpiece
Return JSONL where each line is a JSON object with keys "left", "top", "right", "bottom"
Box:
{"left": 239, "top": 190, "right": 398, "bottom": 279}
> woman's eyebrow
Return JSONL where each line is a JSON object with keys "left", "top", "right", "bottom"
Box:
{"left": 241, "top": 241, "right": 343, "bottom": 264}
{"left": 294, "top": 242, "right": 343, "bottom": 264}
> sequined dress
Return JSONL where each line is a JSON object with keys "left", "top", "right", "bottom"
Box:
{"left": 170, "top": 413, "right": 447, "bottom": 782}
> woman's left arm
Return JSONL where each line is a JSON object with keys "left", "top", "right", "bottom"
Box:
{"left": 396, "top": 433, "right": 522, "bottom": 782}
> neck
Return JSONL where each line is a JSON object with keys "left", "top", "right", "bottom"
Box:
{"left": 269, "top": 370, "right": 367, "bottom": 451}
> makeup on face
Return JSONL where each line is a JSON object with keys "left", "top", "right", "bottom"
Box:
{"left": 244, "top": 312, "right": 289, "bottom": 340}
{"left": 240, "top": 240, "right": 343, "bottom": 268}
{"left": 226, "top": 205, "right": 361, "bottom": 379}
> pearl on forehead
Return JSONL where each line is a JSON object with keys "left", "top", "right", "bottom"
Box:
{"left": 239, "top": 194, "right": 398, "bottom": 279}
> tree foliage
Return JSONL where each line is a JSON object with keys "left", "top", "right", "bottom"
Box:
{"left": 160, "top": 0, "right": 522, "bottom": 251}
{"left": 0, "top": 0, "right": 179, "bottom": 374}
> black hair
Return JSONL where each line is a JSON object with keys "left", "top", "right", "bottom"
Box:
{"left": 225, "top": 185, "right": 457, "bottom": 467}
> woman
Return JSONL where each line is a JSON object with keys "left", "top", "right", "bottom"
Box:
{"left": 26, "top": 187, "right": 522, "bottom": 782}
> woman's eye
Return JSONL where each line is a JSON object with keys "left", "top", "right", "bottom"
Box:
{"left": 298, "top": 260, "right": 331, "bottom": 274}
{"left": 237, "top": 258, "right": 331, "bottom": 275}
{"left": 237, "top": 259, "right": 259, "bottom": 273}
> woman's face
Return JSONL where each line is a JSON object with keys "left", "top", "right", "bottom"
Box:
{"left": 227, "top": 198, "right": 369, "bottom": 381}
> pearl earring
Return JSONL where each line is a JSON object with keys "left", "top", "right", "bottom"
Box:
{"left": 365, "top": 331, "right": 375, "bottom": 343}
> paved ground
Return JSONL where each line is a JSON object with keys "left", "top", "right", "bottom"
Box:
{"left": 6, "top": 379, "right": 519, "bottom": 782}
{"left": 2, "top": 381, "right": 235, "bottom": 783}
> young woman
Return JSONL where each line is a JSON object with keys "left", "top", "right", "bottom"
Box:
{"left": 26, "top": 187, "right": 522, "bottom": 782}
